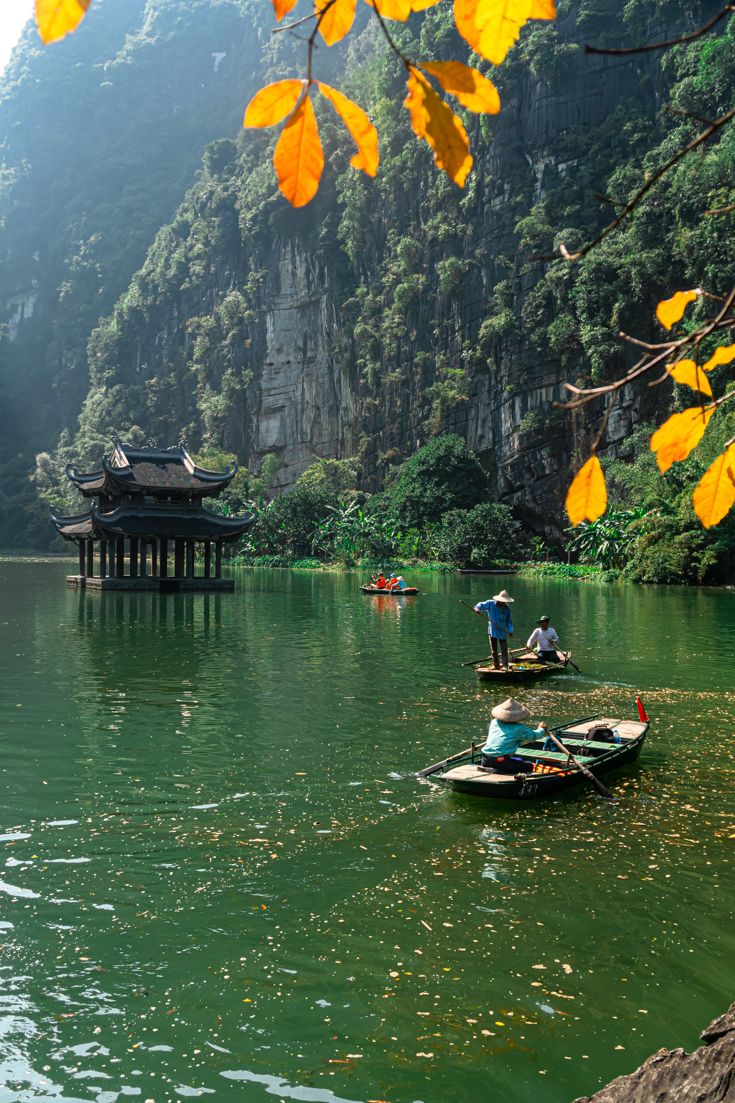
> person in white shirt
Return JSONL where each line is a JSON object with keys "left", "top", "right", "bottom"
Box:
{"left": 526, "top": 616, "right": 561, "bottom": 663}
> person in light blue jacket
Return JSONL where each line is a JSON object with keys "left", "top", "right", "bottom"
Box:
{"left": 480, "top": 698, "right": 548, "bottom": 771}
{"left": 473, "top": 589, "right": 516, "bottom": 670}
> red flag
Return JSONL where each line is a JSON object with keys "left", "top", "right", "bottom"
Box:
{"left": 636, "top": 696, "right": 649, "bottom": 723}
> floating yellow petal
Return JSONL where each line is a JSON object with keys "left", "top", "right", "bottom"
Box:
{"left": 702, "top": 343, "right": 735, "bottom": 373}
{"left": 273, "top": 95, "right": 324, "bottom": 208}
{"left": 318, "top": 82, "right": 379, "bottom": 175}
{"left": 650, "top": 405, "right": 714, "bottom": 473}
{"left": 565, "top": 455, "right": 607, "bottom": 526}
{"left": 421, "top": 61, "right": 500, "bottom": 114}
{"left": 35, "top": 0, "right": 91, "bottom": 44}
{"left": 693, "top": 443, "right": 735, "bottom": 528}
{"left": 404, "top": 69, "right": 472, "bottom": 187}
{"left": 666, "top": 360, "right": 712, "bottom": 397}
{"left": 317, "top": 0, "right": 357, "bottom": 45}
{"left": 244, "top": 80, "right": 305, "bottom": 128}
{"left": 655, "top": 289, "right": 699, "bottom": 330}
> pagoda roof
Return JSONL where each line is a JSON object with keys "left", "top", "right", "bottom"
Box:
{"left": 67, "top": 440, "right": 238, "bottom": 497}
{"left": 50, "top": 505, "right": 253, "bottom": 542}
{"left": 49, "top": 509, "right": 94, "bottom": 538}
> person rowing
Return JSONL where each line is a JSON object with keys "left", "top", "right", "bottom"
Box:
{"left": 480, "top": 698, "right": 548, "bottom": 773}
{"left": 526, "top": 615, "right": 562, "bottom": 663}
{"left": 473, "top": 589, "right": 515, "bottom": 670}
{"left": 371, "top": 573, "right": 387, "bottom": 589}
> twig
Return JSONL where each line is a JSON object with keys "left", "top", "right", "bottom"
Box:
{"left": 705, "top": 202, "right": 735, "bottom": 215}
{"left": 585, "top": 5, "right": 734, "bottom": 55}
{"left": 559, "top": 108, "right": 735, "bottom": 262}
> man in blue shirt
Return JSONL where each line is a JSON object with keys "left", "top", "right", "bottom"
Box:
{"left": 473, "top": 589, "right": 515, "bottom": 670}
{"left": 481, "top": 698, "right": 548, "bottom": 770}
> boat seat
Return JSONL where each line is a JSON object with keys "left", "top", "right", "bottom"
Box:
{"left": 555, "top": 738, "right": 624, "bottom": 752}
{"left": 560, "top": 718, "right": 645, "bottom": 741}
{"left": 442, "top": 764, "right": 509, "bottom": 782}
{"left": 514, "top": 748, "right": 594, "bottom": 764}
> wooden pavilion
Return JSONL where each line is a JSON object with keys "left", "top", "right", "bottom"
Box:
{"left": 51, "top": 440, "right": 254, "bottom": 591}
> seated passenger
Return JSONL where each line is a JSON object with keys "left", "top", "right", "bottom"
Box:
{"left": 373, "top": 574, "right": 387, "bottom": 589}
{"left": 480, "top": 698, "right": 548, "bottom": 771}
{"left": 395, "top": 575, "right": 408, "bottom": 590}
{"left": 386, "top": 574, "right": 399, "bottom": 590}
{"left": 526, "top": 615, "right": 561, "bottom": 662}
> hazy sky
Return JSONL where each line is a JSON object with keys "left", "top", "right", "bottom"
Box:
{"left": 0, "top": 1, "right": 34, "bottom": 74}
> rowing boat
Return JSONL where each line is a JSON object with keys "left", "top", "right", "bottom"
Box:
{"left": 361, "top": 585, "right": 419, "bottom": 595}
{"left": 475, "top": 651, "right": 571, "bottom": 681}
{"left": 422, "top": 712, "right": 648, "bottom": 800}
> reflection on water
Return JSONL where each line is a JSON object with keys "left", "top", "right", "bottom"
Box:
{"left": 0, "top": 562, "right": 733, "bottom": 1103}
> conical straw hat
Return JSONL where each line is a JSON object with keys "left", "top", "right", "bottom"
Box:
{"left": 491, "top": 697, "right": 531, "bottom": 723}
{"left": 491, "top": 589, "right": 514, "bottom": 603}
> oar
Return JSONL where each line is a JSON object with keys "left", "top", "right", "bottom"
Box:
{"left": 417, "top": 744, "right": 477, "bottom": 779}
{"left": 545, "top": 731, "right": 615, "bottom": 800}
{"left": 459, "top": 655, "right": 492, "bottom": 668}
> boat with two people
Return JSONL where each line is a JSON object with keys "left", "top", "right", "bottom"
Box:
{"left": 362, "top": 573, "right": 418, "bottom": 595}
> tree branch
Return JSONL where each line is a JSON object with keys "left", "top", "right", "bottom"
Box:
{"left": 585, "top": 5, "right": 734, "bottom": 56}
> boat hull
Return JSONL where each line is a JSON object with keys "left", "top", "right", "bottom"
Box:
{"left": 475, "top": 653, "right": 570, "bottom": 681}
{"left": 361, "top": 586, "right": 419, "bottom": 595}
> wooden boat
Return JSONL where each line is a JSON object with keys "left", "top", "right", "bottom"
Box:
{"left": 422, "top": 713, "right": 648, "bottom": 800}
{"left": 475, "top": 651, "right": 571, "bottom": 681}
{"left": 361, "top": 585, "right": 419, "bottom": 595}
{"left": 457, "top": 567, "right": 516, "bottom": 575}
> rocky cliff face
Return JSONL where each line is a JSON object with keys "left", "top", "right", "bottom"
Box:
{"left": 2, "top": 0, "right": 726, "bottom": 543}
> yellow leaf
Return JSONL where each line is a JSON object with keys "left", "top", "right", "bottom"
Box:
{"left": 273, "top": 95, "right": 324, "bottom": 208}
{"left": 272, "top": 0, "right": 298, "bottom": 20}
{"left": 703, "top": 343, "right": 735, "bottom": 372}
{"left": 529, "top": 0, "right": 555, "bottom": 15}
{"left": 317, "top": 0, "right": 357, "bottom": 45}
{"left": 244, "top": 80, "right": 306, "bottom": 128}
{"left": 666, "top": 360, "right": 712, "bottom": 397}
{"left": 565, "top": 455, "right": 607, "bottom": 526}
{"left": 410, "top": 0, "right": 443, "bottom": 8}
{"left": 421, "top": 61, "right": 500, "bottom": 114}
{"left": 363, "top": 0, "right": 412, "bottom": 19}
{"left": 318, "top": 83, "right": 379, "bottom": 175}
{"left": 404, "top": 69, "right": 472, "bottom": 187}
{"left": 454, "top": 0, "right": 536, "bottom": 65}
{"left": 650, "top": 406, "right": 714, "bottom": 473}
{"left": 693, "top": 443, "right": 735, "bottom": 528}
{"left": 655, "top": 289, "right": 699, "bottom": 330}
{"left": 35, "top": 0, "right": 91, "bottom": 44}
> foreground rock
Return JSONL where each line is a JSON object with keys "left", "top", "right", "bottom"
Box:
{"left": 574, "top": 1003, "right": 735, "bottom": 1102}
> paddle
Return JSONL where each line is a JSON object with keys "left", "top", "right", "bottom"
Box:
{"left": 460, "top": 655, "right": 492, "bottom": 668}
{"left": 545, "top": 731, "right": 615, "bottom": 800}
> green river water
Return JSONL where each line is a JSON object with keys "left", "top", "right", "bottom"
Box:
{"left": 0, "top": 561, "right": 733, "bottom": 1103}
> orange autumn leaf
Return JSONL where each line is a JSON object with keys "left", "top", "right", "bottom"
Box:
{"left": 318, "top": 83, "right": 379, "bottom": 175}
{"left": 454, "top": 0, "right": 539, "bottom": 65}
{"left": 272, "top": 0, "right": 298, "bottom": 20}
{"left": 565, "top": 455, "right": 607, "bottom": 526}
{"left": 317, "top": 0, "right": 357, "bottom": 45}
{"left": 36, "top": 0, "right": 91, "bottom": 44}
{"left": 410, "top": 0, "right": 443, "bottom": 8}
{"left": 650, "top": 405, "right": 714, "bottom": 473}
{"left": 363, "top": 0, "right": 412, "bottom": 19}
{"left": 244, "top": 80, "right": 305, "bottom": 128}
{"left": 703, "top": 343, "right": 735, "bottom": 372}
{"left": 666, "top": 359, "right": 712, "bottom": 398}
{"left": 404, "top": 69, "right": 472, "bottom": 186}
{"left": 693, "top": 443, "right": 735, "bottom": 528}
{"left": 529, "top": 0, "right": 555, "bottom": 15}
{"left": 274, "top": 95, "right": 324, "bottom": 208}
{"left": 655, "top": 289, "right": 699, "bottom": 330}
{"left": 421, "top": 61, "right": 500, "bottom": 114}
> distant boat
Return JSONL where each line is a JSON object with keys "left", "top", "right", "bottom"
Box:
{"left": 474, "top": 651, "right": 572, "bottom": 681}
{"left": 361, "top": 585, "right": 419, "bottom": 595}
{"left": 419, "top": 712, "right": 648, "bottom": 800}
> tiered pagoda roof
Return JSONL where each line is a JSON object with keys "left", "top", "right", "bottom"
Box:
{"left": 52, "top": 440, "right": 253, "bottom": 543}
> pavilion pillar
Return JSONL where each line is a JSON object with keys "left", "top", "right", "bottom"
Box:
{"left": 116, "top": 537, "right": 125, "bottom": 578}
{"left": 174, "top": 538, "right": 185, "bottom": 578}
{"left": 160, "top": 538, "right": 168, "bottom": 577}
{"left": 140, "top": 540, "right": 148, "bottom": 577}
{"left": 99, "top": 541, "right": 108, "bottom": 578}
{"left": 203, "top": 542, "right": 211, "bottom": 579}
{"left": 185, "top": 540, "right": 195, "bottom": 578}
{"left": 151, "top": 540, "right": 158, "bottom": 577}
{"left": 129, "top": 538, "right": 139, "bottom": 578}
{"left": 215, "top": 541, "right": 223, "bottom": 579}
{"left": 78, "top": 542, "right": 85, "bottom": 576}
{"left": 86, "top": 540, "right": 94, "bottom": 578}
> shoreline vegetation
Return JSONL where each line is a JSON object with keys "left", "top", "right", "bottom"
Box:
{"left": 36, "top": 433, "right": 735, "bottom": 586}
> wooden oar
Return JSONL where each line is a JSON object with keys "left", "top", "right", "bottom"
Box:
{"left": 417, "top": 744, "right": 477, "bottom": 778}
{"left": 545, "top": 731, "right": 615, "bottom": 800}
{"left": 459, "top": 655, "right": 492, "bottom": 668}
